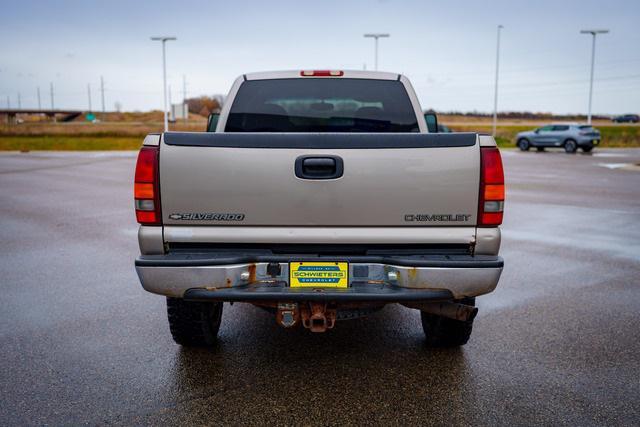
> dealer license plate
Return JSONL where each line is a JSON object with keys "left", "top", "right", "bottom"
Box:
{"left": 289, "top": 262, "right": 349, "bottom": 288}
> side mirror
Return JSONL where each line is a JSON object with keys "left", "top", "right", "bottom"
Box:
{"left": 534, "top": 129, "right": 540, "bottom": 134}
{"left": 207, "top": 113, "right": 220, "bottom": 132}
{"left": 424, "top": 113, "right": 438, "bottom": 133}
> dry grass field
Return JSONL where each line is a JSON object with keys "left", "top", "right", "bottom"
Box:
{"left": 0, "top": 111, "right": 638, "bottom": 150}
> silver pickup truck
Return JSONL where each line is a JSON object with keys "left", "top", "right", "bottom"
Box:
{"left": 134, "top": 70, "right": 505, "bottom": 347}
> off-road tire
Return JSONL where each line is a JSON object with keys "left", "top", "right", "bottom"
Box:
{"left": 421, "top": 297, "right": 475, "bottom": 347}
{"left": 166, "top": 297, "right": 223, "bottom": 347}
{"left": 564, "top": 139, "right": 578, "bottom": 153}
{"left": 517, "top": 138, "right": 530, "bottom": 151}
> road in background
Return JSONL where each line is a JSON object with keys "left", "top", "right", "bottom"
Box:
{"left": 1, "top": 148, "right": 639, "bottom": 425}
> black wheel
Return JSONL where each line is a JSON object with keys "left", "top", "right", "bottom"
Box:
{"left": 166, "top": 297, "right": 223, "bottom": 347}
{"left": 582, "top": 145, "right": 594, "bottom": 153}
{"left": 421, "top": 298, "right": 475, "bottom": 347}
{"left": 536, "top": 147, "right": 545, "bottom": 152}
{"left": 517, "top": 138, "right": 530, "bottom": 151}
{"left": 564, "top": 139, "right": 577, "bottom": 153}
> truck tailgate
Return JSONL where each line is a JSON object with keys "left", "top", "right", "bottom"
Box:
{"left": 159, "top": 133, "right": 480, "bottom": 227}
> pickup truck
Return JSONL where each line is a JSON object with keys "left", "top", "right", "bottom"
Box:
{"left": 134, "top": 70, "right": 505, "bottom": 347}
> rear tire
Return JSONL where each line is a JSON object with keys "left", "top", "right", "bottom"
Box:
{"left": 564, "top": 139, "right": 578, "bottom": 153}
{"left": 517, "top": 138, "right": 530, "bottom": 151}
{"left": 166, "top": 297, "right": 223, "bottom": 347}
{"left": 421, "top": 297, "right": 475, "bottom": 347}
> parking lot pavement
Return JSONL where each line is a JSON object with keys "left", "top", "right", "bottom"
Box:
{"left": 1, "top": 148, "right": 639, "bottom": 425}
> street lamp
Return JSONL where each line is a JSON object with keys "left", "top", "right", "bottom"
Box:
{"left": 151, "top": 36, "right": 177, "bottom": 132}
{"left": 492, "top": 25, "right": 504, "bottom": 137}
{"left": 580, "top": 29, "right": 609, "bottom": 124}
{"left": 363, "top": 33, "right": 390, "bottom": 71}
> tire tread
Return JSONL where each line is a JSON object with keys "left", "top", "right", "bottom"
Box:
{"left": 166, "top": 297, "right": 223, "bottom": 347}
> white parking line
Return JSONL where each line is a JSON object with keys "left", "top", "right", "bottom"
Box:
{"left": 592, "top": 152, "right": 630, "bottom": 158}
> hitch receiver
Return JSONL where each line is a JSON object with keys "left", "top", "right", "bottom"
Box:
{"left": 301, "top": 302, "right": 337, "bottom": 333}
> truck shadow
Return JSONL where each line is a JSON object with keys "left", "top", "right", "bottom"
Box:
{"left": 166, "top": 304, "right": 479, "bottom": 423}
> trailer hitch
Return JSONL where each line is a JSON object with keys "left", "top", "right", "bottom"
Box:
{"left": 301, "top": 302, "right": 337, "bottom": 333}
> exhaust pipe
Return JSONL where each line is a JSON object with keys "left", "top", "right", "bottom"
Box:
{"left": 408, "top": 301, "right": 478, "bottom": 322}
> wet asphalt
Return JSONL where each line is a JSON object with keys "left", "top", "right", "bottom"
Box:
{"left": 1, "top": 148, "right": 639, "bottom": 425}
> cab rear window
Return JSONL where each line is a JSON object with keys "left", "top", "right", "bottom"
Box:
{"left": 225, "top": 78, "right": 419, "bottom": 133}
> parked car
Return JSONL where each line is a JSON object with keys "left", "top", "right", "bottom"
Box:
{"left": 612, "top": 114, "right": 639, "bottom": 123}
{"left": 516, "top": 123, "right": 601, "bottom": 153}
{"left": 438, "top": 123, "right": 452, "bottom": 133}
{"left": 134, "top": 70, "right": 505, "bottom": 347}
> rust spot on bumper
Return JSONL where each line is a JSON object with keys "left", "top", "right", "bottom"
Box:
{"left": 248, "top": 263, "right": 257, "bottom": 283}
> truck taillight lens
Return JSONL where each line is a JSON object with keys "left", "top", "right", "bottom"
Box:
{"left": 134, "top": 146, "right": 161, "bottom": 225}
{"left": 478, "top": 147, "right": 505, "bottom": 226}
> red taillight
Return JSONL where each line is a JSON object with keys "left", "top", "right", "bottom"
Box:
{"left": 134, "top": 146, "right": 161, "bottom": 225}
{"left": 300, "top": 70, "right": 344, "bottom": 77}
{"left": 478, "top": 147, "right": 505, "bottom": 226}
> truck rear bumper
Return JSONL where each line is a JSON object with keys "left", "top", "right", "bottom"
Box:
{"left": 135, "top": 254, "right": 503, "bottom": 301}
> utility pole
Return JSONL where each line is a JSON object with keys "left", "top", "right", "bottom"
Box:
{"left": 6, "top": 95, "right": 9, "bottom": 109}
{"left": 37, "top": 87, "right": 41, "bottom": 110}
{"left": 151, "top": 36, "right": 177, "bottom": 132}
{"left": 50, "top": 82, "right": 54, "bottom": 109}
{"left": 168, "top": 84, "right": 172, "bottom": 122}
{"left": 100, "top": 76, "right": 105, "bottom": 114}
{"left": 17, "top": 92, "right": 21, "bottom": 109}
{"left": 363, "top": 33, "right": 390, "bottom": 71}
{"left": 580, "top": 29, "right": 609, "bottom": 124}
{"left": 87, "top": 83, "right": 92, "bottom": 112}
{"left": 182, "top": 74, "right": 187, "bottom": 123}
{"left": 492, "top": 25, "right": 504, "bottom": 137}
{"left": 182, "top": 74, "right": 187, "bottom": 103}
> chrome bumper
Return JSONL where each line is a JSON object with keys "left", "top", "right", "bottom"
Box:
{"left": 135, "top": 255, "right": 503, "bottom": 301}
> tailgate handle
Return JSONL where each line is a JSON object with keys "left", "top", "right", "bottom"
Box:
{"left": 295, "top": 156, "right": 344, "bottom": 180}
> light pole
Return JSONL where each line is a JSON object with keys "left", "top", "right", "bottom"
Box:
{"left": 363, "top": 33, "right": 389, "bottom": 71}
{"left": 492, "top": 25, "right": 504, "bottom": 137}
{"left": 87, "top": 83, "right": 92, "bottom": 112}
{"left": 100, "top": 76, "right": 105, "bottom": 114}
{"left": 151, "top": 36, "right": 177, "bottom": 132}
{"left": 580, "top": 29, "right": 609, "bottom": 124}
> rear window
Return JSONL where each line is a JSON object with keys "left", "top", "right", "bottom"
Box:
{"left": 225, "top": 78, "right": 419, "bottom": 133}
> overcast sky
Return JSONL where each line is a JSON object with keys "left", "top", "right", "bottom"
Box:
{"left": 1, "top": 0, "right": 639, "bottom": 114}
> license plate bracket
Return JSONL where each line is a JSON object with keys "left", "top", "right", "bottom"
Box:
{"left": 289, "top": 262, "right": 349, "bottom": 288}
